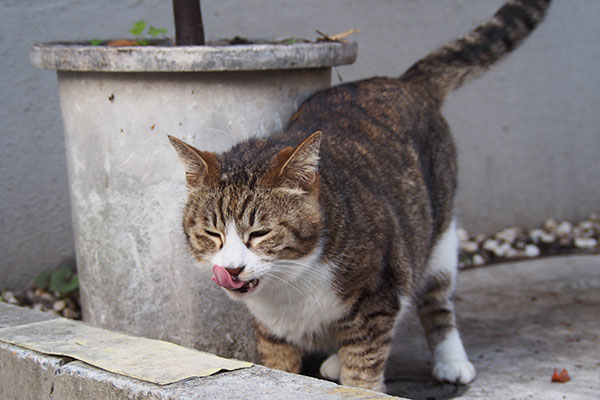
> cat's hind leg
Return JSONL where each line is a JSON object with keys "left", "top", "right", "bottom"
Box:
{"left": 417, "top": 219, "right": 476, "bottom": 384}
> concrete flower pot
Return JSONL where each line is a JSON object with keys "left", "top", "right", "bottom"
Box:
{"left": 30, "top": 41, "right": 356, "bottom": 361}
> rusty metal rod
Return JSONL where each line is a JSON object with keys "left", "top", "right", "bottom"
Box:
{"left": 172, "top": 0, "right": 205, "bottom": 45}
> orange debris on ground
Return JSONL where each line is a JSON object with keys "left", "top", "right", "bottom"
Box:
{"left": 551, "top": 368, "right": 570, "bottom": 383}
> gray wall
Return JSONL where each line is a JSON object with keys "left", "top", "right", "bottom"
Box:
{"left": 1, "top": 0, "right": 598, "bottom": 289}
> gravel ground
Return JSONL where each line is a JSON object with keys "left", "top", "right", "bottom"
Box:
{"left": 1, "top": 214, "right": 598, "bottom": 320}
{"left": 457, "top": 214, "right": 600, "bottom": 268}
{"left": 1, "top": 283, "right": 81, "bottom": 320}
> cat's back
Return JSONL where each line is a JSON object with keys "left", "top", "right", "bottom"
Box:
{"left": 281, "top": 77, "right": 457, "bottom": 272}
{"left": 287, "top": 77, "right": 439, "bottom": 140}
{"left": 284, "top": 77, "right": 454, "bottom": 182}
{"left": 290, "top": 78, "right": 455, "bottom": 215}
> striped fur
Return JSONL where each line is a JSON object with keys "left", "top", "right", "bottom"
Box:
{"left": 402, "top": 0, "right": 552, "bottom": 101}
{"left": 170, "top": 0, "right": 551, "bottom": 392}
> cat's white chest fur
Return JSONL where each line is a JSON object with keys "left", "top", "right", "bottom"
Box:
{"left": 244, "top": 251, "right": 344, "bottom": 351}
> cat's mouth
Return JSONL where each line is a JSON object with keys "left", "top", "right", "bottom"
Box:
{"left": 211, "top": 265, "right": 260, "bottom": 294}
{"left": 232, "top": 279, "right": 260, "bottom": 294}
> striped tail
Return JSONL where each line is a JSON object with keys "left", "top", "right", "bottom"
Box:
{"left": 401, "top": 0, "right": 551, "bottom": 101}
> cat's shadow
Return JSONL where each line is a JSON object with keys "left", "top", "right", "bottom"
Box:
{"left": 382, "top": 363, "right": 468, "bottom": 400}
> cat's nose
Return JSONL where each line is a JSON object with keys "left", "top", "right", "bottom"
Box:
{"left": 226, "top": 266, "right": 245, "bottom": 277}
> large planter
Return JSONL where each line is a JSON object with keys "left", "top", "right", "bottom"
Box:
{"left": 31, "top": 41, "right": 356, "bottom": 361}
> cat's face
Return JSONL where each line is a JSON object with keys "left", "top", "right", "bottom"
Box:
{"left": 170, "top": 132, "right": 322, "bottom": 299}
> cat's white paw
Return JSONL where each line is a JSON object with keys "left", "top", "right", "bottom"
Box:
{"left": 319, "top": 353, "right": 341, "bottom": 381}
{"left": 432, "top": 358, "right": 476, "bottom": 385}
{"left": 431, "top": 330, "right": 476, "bottom": 384}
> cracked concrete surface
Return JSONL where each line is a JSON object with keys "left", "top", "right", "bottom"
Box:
{"left": 386, "top": 254, "right": 600, "bottom": 400}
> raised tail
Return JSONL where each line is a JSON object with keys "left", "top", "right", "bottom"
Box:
{"left": 401, "top": 0, "right": 551, "bottom": 101}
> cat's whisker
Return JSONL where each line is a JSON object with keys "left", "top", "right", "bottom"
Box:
{"left": 270, "top": 273, "right": 324, "bottom": 307}
{"left": 276, "top": 266, "right": 332, "bottom": 282}
{"left": 273, "top": 262, "right": 341, "bottom": 290}
{"left": 263, "top": 271, "right": 309, "bottom": 299}
{"left": 268, "top": 269, "right": 321, "bottom": 300}
{"left": 271, "top": 267, "right": 330, "bottom": 296}
{"left": 252, "top": 261, "right": 324, "bottom": 302}
{"left": 269, "top": 263, "right": 327, "bottom": 285}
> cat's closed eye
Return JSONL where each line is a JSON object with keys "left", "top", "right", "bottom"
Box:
{"left": 204, "top": 229, "right": 224, "bottom": 249}
{"left": 204, "top": 230, "right": 222, "bottom": 238}
{"left": 248, "top": 230, "right": 271, "bottom": 240}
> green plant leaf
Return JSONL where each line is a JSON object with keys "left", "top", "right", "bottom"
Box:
{"left": 49, "top": 265, "right": 79, "bottom": 294}
{"left": 34, "top": 270, "right": 52, "bottom": 289}
{"left": 90, "top": 38, "right": 103, "bottom": 46}
{"left": 148, "top": 26, "right": 167, "bottom": 37}
{"left": 137, "top": 39, "right": 149, "bottom": 46}
{"left": 129, "top": 20, "right": 147, "bottom": 36}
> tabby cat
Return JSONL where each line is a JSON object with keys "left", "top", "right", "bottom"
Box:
{"left": 169, "top": 0, "right": 551, "bottom": 392}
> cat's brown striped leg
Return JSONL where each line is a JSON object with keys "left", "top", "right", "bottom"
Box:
{"left": 417, "top": 220, "right": 475, "bottom": 384}
{"left": 334, "top": 298, "right": 398, "bottom": 392}
{"left": 417, "top": 272, "right": 474, "bottom": 384}
{"left": 255, "top": 322, "right": 302, "bottom": 373}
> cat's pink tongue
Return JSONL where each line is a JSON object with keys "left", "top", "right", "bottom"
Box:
{"left": 212, "top": 265, "right": 246, "bottom": 290}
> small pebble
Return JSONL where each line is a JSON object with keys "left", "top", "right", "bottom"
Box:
{"left": 575, "top": 221, "right": 595, "bottom": 238}
{"left": 578, "top": 220, "right": 593, "bottom": 231}
{"left": 556, "top": 221, "right": 573, "bottom": 237}
{"left": 574, "top": 237, "right": 598, "bottom": 250}
{"left": 39, "top": 291, "right": 55, "bottom": 305}
{"left": 62, "top": 308, "right": 81, "bottom": 320}
{"left": 475, "top": 234, "right": 487, "bottom": 244}
{"left": 457, "top": 228, "right": 470, "bottom": 242}
{"left": 483, "top": 239, "right": 500, "bottom": 253}
{"left": 525, "top": 244, "right": 541, "bottom": 258}
{"left": 53, "top": 299, "right": 67, "bottom": 312}
{"left": 2, "top": 291, "right": 20, "bottom": 305}
{"left": 544, "top": 218, "right": 559, "bottom": 233}
{"left": 461, "top": 241, "right": 479, "bottom": 254}
{"left": 493, "top": 242, "right": 513, "bottom": 258}
{"left": 529, "top": 229, "right": 555, "bottom": 244}
{"left": 472, "top": 254, "right": 486, "bottom": 266}
{"left": 495, "top": 227, "right": 519, "bottom": 244}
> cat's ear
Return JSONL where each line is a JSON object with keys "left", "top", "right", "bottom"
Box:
{"left": 262, "top": 130, "right": 322, "bottom": 193}
{"left": 168, "top": 136, "right": 220, "bottom": 188}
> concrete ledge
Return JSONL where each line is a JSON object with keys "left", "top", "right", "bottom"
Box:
{"left": 0, "top": 303, "right": 400, "bottom": 400}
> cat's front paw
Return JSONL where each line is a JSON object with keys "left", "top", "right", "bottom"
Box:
{"left": 432, "top": 359, "right": 476, "bottom": 385}
{"left": 319, "top": 353, "right": 341, "bottom": 381}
